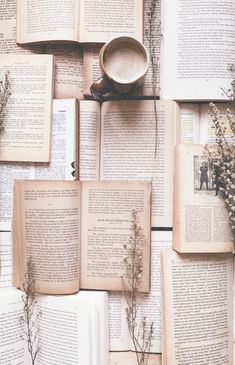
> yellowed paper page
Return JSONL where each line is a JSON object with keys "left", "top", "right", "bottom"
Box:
{"left": 162, "top": 248, "right": 233, "bottom": 365}
{"left": 173, "top": 144, "right": 234, "bottom": 252}
{"left": 80, "top": 181, "right": 151, "bottom": 291}
{"left": 100, "top": 100, "right": 179, "bottom": 227}
{"left": 0, "top": 55, "right": 53, "bottom": 162}
{"left": 13, "top": 180, "right": 81, "bottom": 294}
{"left": 17, "top": 0, "right": 79, "bottom": 44}
{"left": 110, "top": 352, "right": 161, "bottom": 365}
{"left": 79, "top": 0, "right": 143, "bottom": 43}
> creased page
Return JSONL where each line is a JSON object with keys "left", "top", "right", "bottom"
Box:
{"left": 100, "top": 100, "right": 179, "bottom": 227}
{"left": 36, "top": 294, "right": 91, "bottom": 365}
{"left": 79, "top": 100, "right": 100, "bottom": 180}
{"left": 13, "top": 180, "right": 81, "bottom": 294}
{"left": 173, "top": 144, "right": 234, "bottom": 252}
{"left": 0, "top": 54, "right": 53, "bottom": 162}
{"left": 79, "top": 0, "right": 143, "bottom": 43}
{"left": 45, "top": 44, "right": 84, "bottom": 99}
{"left": 162, "top": 248, "right": 234, "bottom": 365}
{"left": 0, "top": 99, "right": 76, "bottom": 231}
{"left": 80, "top": 181, "right": 151, "bottom": 291}
{"left": 161, "top": 0, "right": 235, "bottom": 100}
{"left": 17, "top": 0, "right": 80, "bottom": 44}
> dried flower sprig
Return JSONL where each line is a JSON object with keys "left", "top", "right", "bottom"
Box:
{"left": 145, "top": 0, "right": 161, "bottom": 159}
{"left": 204, "top": 102, "right": 235, "bottom": 242}
{"left": 0, "top": 71, "right": 11, "bottom": 132}
{"left": 122, "top": 209, "right": 154, "bottom": 365}
{"left": 20, "top": 257, "right": 41, "bottom": 365}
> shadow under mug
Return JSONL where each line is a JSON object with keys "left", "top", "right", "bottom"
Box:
{"left": 90, "top": 36, "right": 150, "bottom": 99}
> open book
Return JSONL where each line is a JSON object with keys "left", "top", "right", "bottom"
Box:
{"left": 78, "top": 99, "right": 180, "bottom": 227}
{"left": 161, "top": 0, "right": 235, "bottom": 100}
{"left": 0, "top": 287, "right": 109, "bottom": 365}
{"left": 173, "top": 144, "right": 233, "bottom": 252}
{"left": 13, "top": 179, "right": 151, "bottom": 294}
{"left": 110, "top": 352, "right": 161, "bottom": 365}
{"left": 161, "top": 248, "right": 234, "bottom": 365}
{"left": 0, "top": 54, "right": 53, "bottom": 162}
{"left": 16, "top": 0, "right": 143, "bottom": 44}
{"left": 180, "top": 103, "right": 235, "bottom": 144}
{"left": 109, "top": 231, "right": 172, "bottom": 354}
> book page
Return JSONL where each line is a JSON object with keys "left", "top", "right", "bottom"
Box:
{"left": 109, "top": 231, "right": 172, "bottom": 353}
{"left": 0, "top": 232, "right": 13, "bottom": 288}
{"left": 100, "top": 100, "right": 179, "bottom": 227}
{"left": 173, "top": 144, "right": 234, "bottom": 252}
{"left": 162, "top": 0, "right": 235, "bottom": 100}
{"left": 0, "top": 98, "right": 76, "bottom": 230}
{"left": 0, "top": 54, "right": 53, "bottom": 162}
{"left": 16, "top": 0, "right": 80, "bottom": 44}
{"left": 45, "top": 44, "right": 84, "bottom": 99}
{"left": 79, "top": 100, "right": 100, "bottom": 180}
{"left": 162, "top": 249, "right": 234, "bottom": 364}
{"left": 110, "top": 352, "right": 161, "bottom": 365}
{"left": 0, "top": 288, "right": 26, "bottom": 364}
{"left": 80, "top": 181, "right": 151, "bottom": 291}
{"left": 180, "top": 103, "right": 200, "bottom": 143}
{"left": 13, "top": 180, "right": 81, "bottom": 294}
{"left": 79, "top": 0, "right": 143, "bottom": 43}
{"left": 83, "top": 45, "right": 103, "bottom": 96}
{"left": 36, "top": 294, "right": 91, "bottom": 365}
{"left": 0, "top": 0, "right": 43, "bottom": 54}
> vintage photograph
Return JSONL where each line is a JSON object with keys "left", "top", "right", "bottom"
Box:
{"left": 194, "top": 155, "right": 219, "bottom": 195}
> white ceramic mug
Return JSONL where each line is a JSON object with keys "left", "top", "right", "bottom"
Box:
{"left": 90, "top": 36, "right": 150, "bottom": 98}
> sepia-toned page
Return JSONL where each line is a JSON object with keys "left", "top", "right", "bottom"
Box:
{"left": 100, "top": 100, "right": 180, "bottom": 227}
{"left": 179, "top": 103, "right": 200, "bottom": 143}
{"left": 79, "top": 0, "right": 143, "bottom": 43}
{"left": 45, "top": 44, "right": 84, "bottom": 99}
{"left": 173, "top": 144, "right": 234, "bottom": 252}
{"left": 110, "top": 352, "right": 161, "bottom": 365}
{"left": 13, "top": 180, "right": 81, "bottom": 294}
{"left": 162, "top": 248, "right": 234, "bottom": 365}
{"left": 80, "top": 181, "right": 151, "bottom": 291}
{"left": 0, "top": 54, "right": 53, "bottom": 162}
{"left": 0, "top": 0, "right": 43, "bottom": 54}
{"left": 78, "top": 100, "right": 101, "bottom": 180}
{"left": 109, "top": 231, "right": 172, "bottom": 353}
{"left": 83, "top": 45, "right": 102, "bottom": 96}
{"left": 0, "top": 99, "right": 77, "bottom": 231}
{"left": 16, "top": 0, "right": 80, "bottom": 44}
{"left": 161, "top": 0, "right": 235, "bottom": 100}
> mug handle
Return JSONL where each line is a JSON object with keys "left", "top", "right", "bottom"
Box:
{"left": 90, "top": 75, "right": 113, "bottom": 99}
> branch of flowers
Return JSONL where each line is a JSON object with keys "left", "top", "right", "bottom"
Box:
{"left": 145, "top": 0, "right": 161, "bottom": 159}
{"left": 20, "top": 257, "right": 41, "bottom": 365}
{"left": 122, "top": 209, "right": 154, "bottom": 365}
{"left": 0, "top": 71, "right": 11, "bottom": 132}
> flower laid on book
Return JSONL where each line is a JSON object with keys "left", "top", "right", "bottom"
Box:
{"left": 122, "top": 209, "right": 154, "bottom": 365}
{"left": 204, "top": 98, "right": 235, "bottom": 242}
{"left": 20, "top": 258, "right": 41, "bottom": 365}
{"left": 0, "top": 71, "right": 10, "bottom": 132}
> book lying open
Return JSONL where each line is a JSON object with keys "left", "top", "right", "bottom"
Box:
{"left": 13, "top": 179, "right": 151, "bottom": 294}
{"left": 0, "top": 54, "right": 53, "bottom": 162}
{"left": 16, "top": 0, "right": 143, "bottom": 44}
{"left": 173, "top": 144, "right": 233, "bottom": 252}
{"left": 78, "top": 99, "right": 180, "bottom": 228}
{"left": 161, "top": 0, "right": 235, "bottom": 100}
{"left": 161, "top": 248, "right": 234, "bottom": 365}
{"left": 0, "top": 288, "right": 109, "bottom": 365}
